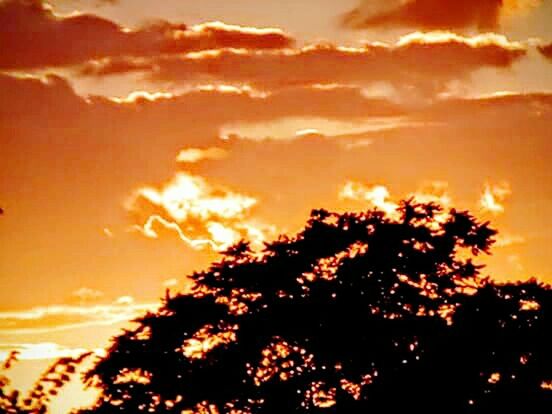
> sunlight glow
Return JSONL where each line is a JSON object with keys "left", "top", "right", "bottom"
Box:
{"left": 398, "top": 32, "right": 525, "bottom": 50}
{"left": 339, "top": 182, "right": 399, "bottom": 217}
{"left": 136, "top": 173, "right": 257, "bottom": 223}
{"left": 176, "top": 147, "right": 228, "bottom": 163}
{"left": 480, "top": 182, "right": 511, "bottom": 215}
{"left": 179, "top": 325, "right": 237, "bottom": 359}
{"left": 129, "top": 171, "right": 272, "bottom": 251}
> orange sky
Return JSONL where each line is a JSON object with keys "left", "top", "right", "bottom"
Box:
{"left": 1, "top": 0, "right": 552, "bottom": 412}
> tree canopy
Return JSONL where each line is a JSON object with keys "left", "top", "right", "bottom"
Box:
{"left": 79, "top": 201, "right": 552, "bottom": 414}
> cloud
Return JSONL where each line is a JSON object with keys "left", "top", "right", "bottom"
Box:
{"left": 0, "top": 300, "right": 158, "bottom": 335}
{"left": 495, "top": 233, "right": 526, "bottom": 247}
{"left": 71, "top": 287, "right": 104, "bottom": 303}
{"left": 2, "top": 74, "right": 550, "bottom": 171}
{"left": 339, "top": 182, "right": 400, "bottom": 217}
{"left": 342, "top": 0, "right": 543, "bottom": 31}
{"left": 133, "top": 172, "right": 257, "bottom": 222}
{"left": 338, "top": 180, "right": 452, "bottom": 219}
{"left": 103, "top": 227, "right": 114, "bottom": 238}
{"left": 338, "top": 178, "right": 512, "bottom": 225}
{"left": 342, "top": 138, "right": 374, "bottom": 150}
{"left": 163, "top": 278, "right": 179, "bottom": 288}
{"left": 413, "top": 91, "right": 552, "bottom": 126}
{"left": 538, "top": 42, "right": 552, "bottom": 60}
{"left": 480, "top": 182, "right": 511, "bottom": 215}
{"left": 0, "top": 74, "right": 405, "bottom": 131}
{"left": 114, "top": 296, "right": 135, "bottom": 305}
{"left": 80, "top": 56, "right": 156, "bottom": 76}
{"left": 173, "top": 21, "right": 294, "bottom": 51}
{"left": 81, "top": 33, "right": 526, "bottom": 95}
{"left": 1, "top": 74, "right": 550, "bottom": 201}
{"left": 132, "top": 214, "right": 226, "bottom": 251}
{"left": 0, "top": 0, "right": 293, "bottom": 69}
{"left": 294, "top": 128, "right": 323, "bottom": 138}
{"left": 0, "top": 73, "right": 87, "bottom": 119}
{"left": 407, "top": 181, "right": 452, "bottom": 207}
{"left": 127, "top": 171, "right": 274, "bottom": 251}
{"left": 220, "top": 115, "right": 435, "bottom": 142}
{"left": 0, "top": 343, "right": 105, "bottom": 361}
{"left": 176, "top": 147, "right": 228, "bottom": 163}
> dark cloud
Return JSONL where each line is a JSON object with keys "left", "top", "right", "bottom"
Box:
{"left": 0, "top": 0, "right": 293, "bottom": 69}
{"left": 5, "top": 73, "right": 551, "bottom": 144}
{"left": 539, "top": 42, "right": 552, "bottom": 60}
{"left": 0, "top": 73, "right": 86, "bottom": 119}
{"left": 0, "top": 74, "right": 405, "bottom": 167}
{"left": 416, "top": 92, "right": 552, "bottom": 123}
{"left": 343, "top": 0, "right": 542, "bottom": 31}
{"left": 79, "top": 33, "right": 526, "bottom": 96}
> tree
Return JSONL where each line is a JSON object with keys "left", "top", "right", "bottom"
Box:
{"left": 79, "top": 201, "right": 551, "bottom": 414}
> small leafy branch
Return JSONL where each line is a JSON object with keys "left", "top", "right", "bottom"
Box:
{"left": 0, "top": 350, "right": 92, "bottom": 414}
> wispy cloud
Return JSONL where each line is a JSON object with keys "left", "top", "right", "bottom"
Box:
{"left": 128, "top": 171, "right": 274, "bottom": 251}
{"left": 340, "top": 182, "right": 399, "bottom": 217}
{"left": 162, "top": 278, "right": 179, "bottom": 288}
{"left": 0, "top": 343, "right": 105, "bottom": 361}
{"left": 132, "top": 214, "right": 225, "bottom": 250}
{"left": 408, "top": 181, "right": 452, "bottom": 207}
{"left": 133, "top": 172, "right": 257, "bottom": 223}
{"left": 480, "top": 182, "right": 511, "bottom": 215}
{"left": 71, "top": 287, "right": 105, "bottom": 304}
{"left": 0, "top": 300, "right": 158, "bottom": 335}
{"left": 495, "top": 233, "right": 526, "bottom": 247}
{"left": 339, "top": 180, "right": 454, "bottom": 219}
{"left": 176, "top": 147, "right": 228, "bottom": 164}
{"left": 0, "top": 1, "right": 293, "bottom": 70}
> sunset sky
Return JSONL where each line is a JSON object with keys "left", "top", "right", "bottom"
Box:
{"left": 1, "top": 0, "right": 552, "bottom": 411}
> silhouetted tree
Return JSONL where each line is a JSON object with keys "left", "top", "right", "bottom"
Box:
{"left": 80, "top": 201, "right": 551, "bottom": 414}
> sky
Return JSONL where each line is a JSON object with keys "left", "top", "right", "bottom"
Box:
{"left": 0, "top": 0, "right": 551, "bottom": 412}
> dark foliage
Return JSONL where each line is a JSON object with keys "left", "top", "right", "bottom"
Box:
{"left": 79, "top": 201, "right": 551, "bottom": 413}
